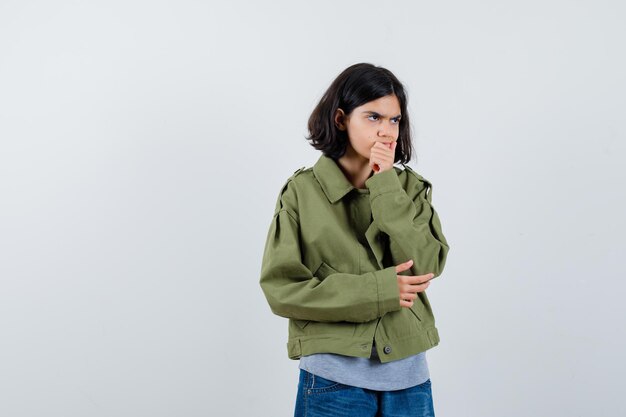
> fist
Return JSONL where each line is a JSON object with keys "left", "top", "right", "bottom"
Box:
{"left": 370, "top": 140, "right": 397, "bottom": 173}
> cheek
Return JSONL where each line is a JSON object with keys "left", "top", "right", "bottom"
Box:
{"left": 348, "top": 138, "right": 371, "bottom": 156}
{"left": 347, "top": 125, "right": 375, "bottom": 151}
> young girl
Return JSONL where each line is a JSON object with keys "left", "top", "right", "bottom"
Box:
{"left": 259, "top": 63, "right": 450, "bottom": 417}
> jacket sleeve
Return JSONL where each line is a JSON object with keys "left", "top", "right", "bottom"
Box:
{"left": 365, "top": 167, "right": 450, "bottom": 279}
{"left": 259, "top": 179, "right": 401, "bottom": 323}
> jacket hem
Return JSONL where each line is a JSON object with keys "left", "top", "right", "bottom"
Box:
{"left": 287, "top": 326, "right": 440, "bottom": 363}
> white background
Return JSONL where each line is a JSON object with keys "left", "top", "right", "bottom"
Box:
{"left": 1, "top": 1, "right": 625, "bottom": 416}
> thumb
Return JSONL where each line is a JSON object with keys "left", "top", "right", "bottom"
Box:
{"left": 395, "top": 259, "right": 413, "bottom": 273}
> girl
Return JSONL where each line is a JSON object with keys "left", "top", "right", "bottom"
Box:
{"left": 259, "top": 62, "right": 450, "bottom": 417}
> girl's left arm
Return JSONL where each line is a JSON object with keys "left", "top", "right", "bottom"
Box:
{"left": 365, "top": 168, "right": 450, "bottom": 279}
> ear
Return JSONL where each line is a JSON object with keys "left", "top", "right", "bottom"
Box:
{"left": 334, "top": 108, "right": 346, "bottom": 130}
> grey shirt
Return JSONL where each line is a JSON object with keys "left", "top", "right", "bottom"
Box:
{"left": 298, "top": 341, "right": 430, "bottom": 391}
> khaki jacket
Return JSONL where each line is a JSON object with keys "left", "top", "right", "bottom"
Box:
{"left": 259, "top": 154, "right": 450, "bottom": 363}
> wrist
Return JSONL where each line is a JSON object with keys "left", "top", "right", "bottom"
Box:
{"left": 365, "top": 167, "right": 402, "bottom": 198}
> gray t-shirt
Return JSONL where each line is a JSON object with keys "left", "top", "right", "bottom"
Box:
{"left": 298, "top": 341, "right": 430, "bottom": 391}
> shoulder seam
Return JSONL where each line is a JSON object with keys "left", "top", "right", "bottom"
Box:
{"left": 273, "top": 166, "right": 306, "bottom": 216}
{"left": 282, "top": 166, "right": 307, "bottom": 185}
{"left": 402, "top": 164, "right": 430, "bottom": 182}
{"left": 401, "top": 164, "right": 433, "bottom": 202}
{"left": 275, "top": 207, "right": 299, "bottom": 223}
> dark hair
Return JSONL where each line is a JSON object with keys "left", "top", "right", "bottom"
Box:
{"left": 305, "top": 62, "right": 414, "bottom": 164}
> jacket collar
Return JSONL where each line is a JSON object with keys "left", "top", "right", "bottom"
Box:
{"left": 313, "top": 153, "right": 389, "bottom": 269}
{"left": 312, "top": 154, "right": 359, "bottom": 204}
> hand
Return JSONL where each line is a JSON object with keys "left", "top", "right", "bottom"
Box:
{"left": 369, "top": 140, "right": 397, "bottom": 174}
{"left": 395, "top": 259, "right": 434, "bottom": 308}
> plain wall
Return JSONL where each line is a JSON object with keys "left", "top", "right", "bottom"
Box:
{"left": 1, "top": 0, "right": 624, "bottom": 416}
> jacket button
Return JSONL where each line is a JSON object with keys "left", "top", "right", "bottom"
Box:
{"left": 383, "top": 345, "right": 392, "bottom": 354}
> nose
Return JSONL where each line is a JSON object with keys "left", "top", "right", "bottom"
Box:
{"left": 378, "top": 122, "right": 394, "bottom": 140}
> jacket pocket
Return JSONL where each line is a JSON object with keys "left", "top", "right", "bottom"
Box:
{"left": 293, "top": 319, "right": 310, "bottom": 329}
{"left": 408, "top": 303, "right": 423, "bottom": 322}
{"left": 314, "top": 260, "right": 339, "bottom": 280}
{"left": 292, "top": 261, "right": 339, "bottom": 330}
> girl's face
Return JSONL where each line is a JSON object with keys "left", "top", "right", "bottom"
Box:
{"left": 335, "top": 94, "right": 401, "bottom": 162}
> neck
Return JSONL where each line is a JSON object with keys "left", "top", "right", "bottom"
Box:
{"left": 336, "top": 145, "right": 373, "bottom": 189}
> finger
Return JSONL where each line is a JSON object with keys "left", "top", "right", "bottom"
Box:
{"left": 373, "top": 141, "right": 393, "bottom": 152}
{"left": 404, "top": 284, "right": 430, "bottom": 294}
{"left": 369, "top": 156, "right": 385, "bottom": 168}
{"left": 372, "top": 148, "right": 395, "bottom": 160}
{"left": 370, "top": 149, "right": 392, "bottom": 161}
{"left": 395, "top": 259, "right": 413, "bottom": 272}
{"left": 409, "top": 282, "right": 430, "bottom": 292}
{"left": 372, "top": 142, "right": 393, "bottom": 151}
{"left": 413, "top": 273, "right": 434, "bottom": 284}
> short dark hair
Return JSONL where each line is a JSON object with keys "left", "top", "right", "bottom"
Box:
{"left": 305, "top": 62, "right": 414, "bottom": 164}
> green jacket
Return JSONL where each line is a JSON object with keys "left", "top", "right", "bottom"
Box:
{"left": 259, "top": 154, "right": 450, "bottom": 363}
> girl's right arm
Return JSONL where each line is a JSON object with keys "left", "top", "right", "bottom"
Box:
{"left": 258, "top": 179, "right": 402, "bottom": 324}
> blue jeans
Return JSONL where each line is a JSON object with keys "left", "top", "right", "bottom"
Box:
{"left": 294, "top": 369, "right": 435, "bottom": 417}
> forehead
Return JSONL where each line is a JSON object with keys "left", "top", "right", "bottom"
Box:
{"left": 357, "top": 94, "right": 401, "bottom": 114}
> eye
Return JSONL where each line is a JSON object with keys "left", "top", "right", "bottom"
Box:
{"left": 392, "top": 117, "right": 401, "bottom": 124}
{"left": 367, "top": 115, "right": 379, "bottom": 121}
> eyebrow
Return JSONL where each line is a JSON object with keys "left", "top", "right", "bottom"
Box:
{"left": 362, "top": 111, "right": 402, "bottom": 119}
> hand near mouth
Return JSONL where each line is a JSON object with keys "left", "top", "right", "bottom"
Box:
{"left": 369, "top": 140, "right": 397, "bottom": 174}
